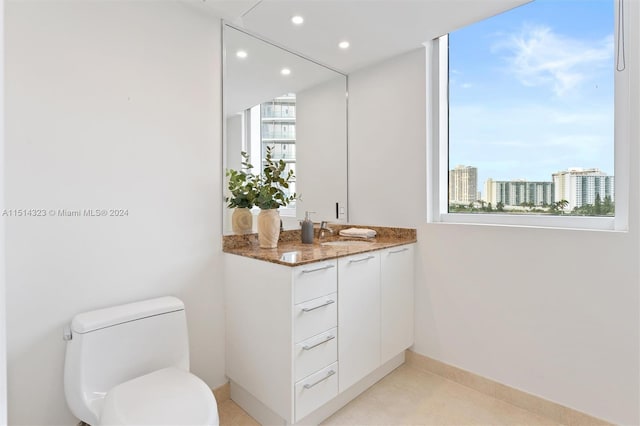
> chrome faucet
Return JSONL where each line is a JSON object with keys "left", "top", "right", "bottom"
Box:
{"left": 319, "top": 221, "right": 334, "bottom": 240}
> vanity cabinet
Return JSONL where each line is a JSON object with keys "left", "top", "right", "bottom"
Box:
{"left": 224, "top": 242, "right": 415, "bottom": 425}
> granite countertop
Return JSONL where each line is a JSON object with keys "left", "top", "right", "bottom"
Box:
{"left": 222, "top": 225, "right": 417, "bottom": 266}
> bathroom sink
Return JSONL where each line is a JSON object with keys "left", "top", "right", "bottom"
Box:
{"left": 321, "top": 240, "right": 374, "bottom": 247}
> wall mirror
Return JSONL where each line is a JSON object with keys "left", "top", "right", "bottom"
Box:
{"left": 222, "top": 24, "right": 348, "bottom": 235}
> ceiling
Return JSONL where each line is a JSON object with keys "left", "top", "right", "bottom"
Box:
{"left": 225, "top": 26, "right": 344, "bottom": 115}
{"left": 185, "top": 0, "right": 532, "bottom": 74}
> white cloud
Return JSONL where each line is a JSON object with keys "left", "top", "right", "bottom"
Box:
{"left": 461, "top": 83, "right": 473, "bottom": 89}
{"left": 493, "top": 25, "right": 612, "bottom": 96}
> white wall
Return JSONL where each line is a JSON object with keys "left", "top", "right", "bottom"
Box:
{"left": 5, "top": 2, "right": 225, "bottom": 424}
{"left": 349, "top": 49, "right": 427, "bottom": 228}
{"left": 297, "top": 76, "right": 348, "bottom": 223}
{"left": 224, "top": 114, "right": 244, "bottom": 233}
{"left": 0, "top": 0, "right": 7, "bottom": 422}
{"left": 226, "top": 115, "right": 244, "bottom": 172}
{"left": 348, "top": 48, "right": 640, "bottom": 425}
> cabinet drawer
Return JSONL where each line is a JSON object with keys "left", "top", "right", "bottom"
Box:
{"left": 295, "top": 362, "right": 338, "bottom": 422}
{"left": 293, "top": 260, "right": 337, "bottom": 304}
{"left": 294, "top": 293, "right": 337, "bottom": 342}
{"left": 294, "top": 328, "right": 337, "bottom": 381}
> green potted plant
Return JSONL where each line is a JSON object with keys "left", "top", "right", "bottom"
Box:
{"left": 254, "top": 146, "right": 297, "bottom": 248}
{"left": 225, "top": 152, "right": 257, "bottom": 234}
{"left": 225, "top": 147, "right": 297, "bottom": 247}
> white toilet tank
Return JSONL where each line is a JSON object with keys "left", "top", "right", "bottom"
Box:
{"left": 64, "top": 296, "right": 191, "bottom": 425}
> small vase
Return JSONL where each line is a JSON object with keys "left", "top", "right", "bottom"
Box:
{"left": 257, "top": 209, "right": 280, "bottom": 248}
{"left": 231, "top": 208, "right": 253, "bottom": 235}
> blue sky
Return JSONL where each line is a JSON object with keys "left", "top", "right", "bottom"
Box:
{"left": 449, "top": 0, "right": 614, "bottom": 191}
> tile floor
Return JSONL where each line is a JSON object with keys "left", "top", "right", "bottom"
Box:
{"left": 218, "top": 364, "right": 561, "bottom": 425}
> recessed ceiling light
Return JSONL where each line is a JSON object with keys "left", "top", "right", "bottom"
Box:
{"left": 338, "top": 41, "right": 350, "bottom": 49}
{"left": 291, "top": 15, "right": 304, "bottom": 25}
{"left": 281, "top": 68, "right": 291, "bottom": 76}
{"left": 236, "top": 50, "right": 248, "bottom": 59}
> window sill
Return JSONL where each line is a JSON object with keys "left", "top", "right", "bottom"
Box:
{"left": 434, "top": 213, "right": 624, "bottom": 232}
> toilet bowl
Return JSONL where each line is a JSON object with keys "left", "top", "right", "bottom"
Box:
{"left": 63, "top": 296, "right": 219, "bottom": 426}
{"left": 100, "top": 367, "right": 218, "bottom": 425}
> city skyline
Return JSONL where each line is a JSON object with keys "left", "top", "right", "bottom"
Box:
{"left": 448, "top": 0, "right": 614, "bottom": 187}
{"left": 450, "top": 165, "right": 614, "bottom": 213}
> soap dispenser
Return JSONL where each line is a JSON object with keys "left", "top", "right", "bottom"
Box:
{"left": 301, "top": 211, "right": 315, "bottom": 244}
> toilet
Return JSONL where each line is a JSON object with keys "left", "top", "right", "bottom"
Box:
{"left": 63, "top": 296, "right": 219, "bottom": 426}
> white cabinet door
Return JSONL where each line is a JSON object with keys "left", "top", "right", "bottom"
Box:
{"left": 380, "top": 245, "right": 415, "bottom": 364}
{"left": 338, "top": 252, "right": 381, "bottom": 392}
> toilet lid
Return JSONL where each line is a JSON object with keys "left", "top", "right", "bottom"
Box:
{"left": 100, "top": 367, "right": 219, "bottom": 426}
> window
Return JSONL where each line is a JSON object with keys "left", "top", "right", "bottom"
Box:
{"left": 260, "top": 94, "right": 297, "bottom": 214}
{"left": 244, "top": 93, "right": 298, "bottom": 216}
{"left": 428, "top": 0, "right": 634, "bottom": 230}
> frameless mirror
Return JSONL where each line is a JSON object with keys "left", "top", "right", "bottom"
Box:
{"left": 223, "top": 24, "right": 348, "bottom": 235}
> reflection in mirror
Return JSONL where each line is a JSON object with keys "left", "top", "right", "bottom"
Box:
{"left": 223, "top": 24, "right": 348, "bottom": 235}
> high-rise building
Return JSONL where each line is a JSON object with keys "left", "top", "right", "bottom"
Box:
{"left": 552, "top": 168, "right": 614, "bottom": 211}
{"left": 484, "top": 179, "right": 553, "bottom": 207}
{"left": 449, "top": 165, "right": 477, "bottom": 205}
{"left": 261, "top": 94, "right": 297, "bottom": 200}
{"left": 526, "top": 181, "right": 554, "bottom": 206}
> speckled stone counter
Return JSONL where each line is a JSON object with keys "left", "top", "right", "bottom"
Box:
{"left": 222, "top": 224, "right": 417, "bottom": 266}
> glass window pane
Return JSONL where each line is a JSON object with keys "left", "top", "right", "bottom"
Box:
{"left": 260, "top": 94, "right": 297, "bottom": 209}
{"left": 448, "top": 0, "right": 614, "bottom": 216}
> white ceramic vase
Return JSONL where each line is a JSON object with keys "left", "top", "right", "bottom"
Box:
{"left": 257, "top": 209, "right": 280, "bottom": 248}
{"left": 231, "top": 207, "right": 253, "bottom": 235}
